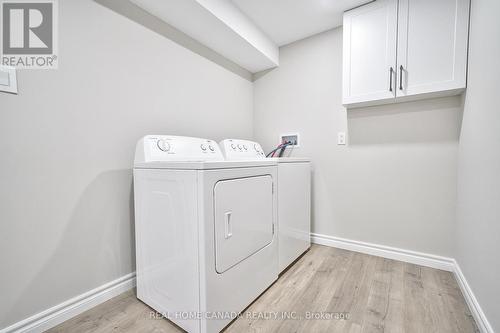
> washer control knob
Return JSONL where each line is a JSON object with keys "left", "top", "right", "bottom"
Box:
{"left": 200, "top": 144, "right": 207, "bottom": 151}
{"left": 243, "top": 145, "right": 248, "bottom": 150}
{"left": 209, "top": 145, "right": 215, "bottom": 151}
{"left": 237, "top": 144, "right": 242, "bottom": 150}
{"left": 254, "top": 144, "right": 259, "bottom": 152}
{"left": 231, "top": 143, "right": 236, "bottom": 150}
{"left": 157, "top": 139, "right": 170, "bottom": 152}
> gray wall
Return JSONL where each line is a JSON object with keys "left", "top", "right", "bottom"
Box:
{"left": 456, "top": 0, "right": 500, "bottom": 330}
{"left": 0, "top": 0, "right": 253, "bottom": 328}
{"left": 253, "top": 28, "right": 462, "bottom": 257}
{"left": 3, "top": 0, "right": 498, "bottom": 330}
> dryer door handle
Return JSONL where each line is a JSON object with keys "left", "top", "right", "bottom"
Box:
{"left": 224, "top": 211, "right": 233, "bottom": 239}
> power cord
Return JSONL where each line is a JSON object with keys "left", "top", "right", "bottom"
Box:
{"left": 266, "top": 141, "right": 293, "bottom": 158}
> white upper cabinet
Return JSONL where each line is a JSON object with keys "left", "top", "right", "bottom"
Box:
{"left": 397, "top": 0, "right": 470, "bottom": 98}
{"left": 342, "top": 0, "right": 398, "bottom": 106}
{"left": 343, "top": 0, "right": 470, "bottom": 108}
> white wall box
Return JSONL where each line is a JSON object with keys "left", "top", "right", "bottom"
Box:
{"left": 0, "top": 66, "right": 18, "bottom": 94}
{"left": 343, "top": 0, "right": 470, "bottom": 108}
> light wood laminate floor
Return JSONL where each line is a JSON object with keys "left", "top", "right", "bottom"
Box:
{"left": 47, "top": 245, "right": 478, "bottom": 333}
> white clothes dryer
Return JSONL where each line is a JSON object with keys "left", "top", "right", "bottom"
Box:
{"left": 133, "top": 135, "right": 278, "bottom": 333}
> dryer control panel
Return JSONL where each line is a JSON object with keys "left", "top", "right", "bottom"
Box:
{"left": 219, "top": 139, "right": 266, "bottom": 160}
{"left": 135, "top": 135, "right": 224, "bottom": 163}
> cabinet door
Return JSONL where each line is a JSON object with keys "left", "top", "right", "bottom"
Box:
{"left": 342, "top": 0, "right": 398, "bottom": 106}
{"left": 396, "top": 0, "right": 470, "bottom": 97}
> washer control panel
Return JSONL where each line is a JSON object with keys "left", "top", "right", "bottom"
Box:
{"left": 219, "top": 139, "right": 266, "bottom": 160}
{"left": 136, "top": 135, "right": 224, "bottom": 162}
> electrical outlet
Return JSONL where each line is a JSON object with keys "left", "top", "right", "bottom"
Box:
{"left": 337, "top": 132, "right": 346, "bottom": 145}
{"left": 0, "top": 70, "right": 9, "bottom": 86}
{"left": 280, "top": 133, "right": 300, "bottom": 147}
{"left": 0, "top": 66, "right": 17, "bottom": 94}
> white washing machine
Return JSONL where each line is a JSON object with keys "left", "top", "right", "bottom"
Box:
{"left": 273, "top": 157, "right": 311, "bottom": 272}
{"left": 133, "top": 135, "right": 278, "bottom": 333}
{"left": 219, "top": 139, "right": 311, "bottom": 273}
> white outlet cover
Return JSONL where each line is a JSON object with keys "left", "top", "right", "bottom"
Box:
{"left": 0, "top": 66, "right": 18, "bottom": 94}
{"left": 0, "top": 70, "right": 9, "bottom": 86}
{"left": 337, "top": 132, "right": 346, "bottom": 145}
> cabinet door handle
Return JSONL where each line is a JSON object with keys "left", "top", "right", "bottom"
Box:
{"left": 389, "top": 67, "right": 394, "bottom": 92}
{"left": 399, "top": 65, "right": 404, "bottom": 90}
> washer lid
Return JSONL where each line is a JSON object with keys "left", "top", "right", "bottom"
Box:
{"left": 271, "top": 157, "right": 311, "bottom": 163}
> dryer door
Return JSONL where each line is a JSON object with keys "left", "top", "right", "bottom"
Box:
{"left": 214, "top": 175, "right": 274, "bottom": 273}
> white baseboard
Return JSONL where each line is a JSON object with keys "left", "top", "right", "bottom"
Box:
{"left": 311, "top": 232, "right": 455, "bottom": 271}
{"left": 1, "top": 273, "right": 136, "bottom": 333}
{"left": 453, "top": 261, "right": 494, "bottom": 333}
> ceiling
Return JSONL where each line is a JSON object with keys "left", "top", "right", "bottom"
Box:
{"left": 127, "top": 0, "right": 372, "bottom": 73}
{"left": 231, "top": 0, "right": 371, "bottom": 46}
